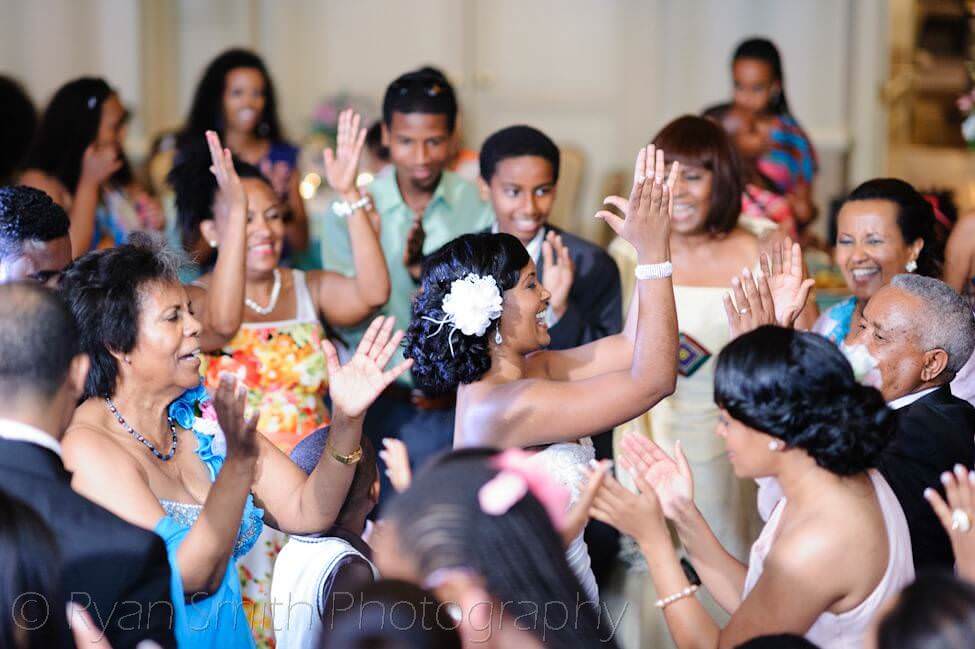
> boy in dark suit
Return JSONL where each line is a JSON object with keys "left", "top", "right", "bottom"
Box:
{"left": 0, "top": 282, "right": 175, "bottom": 648}
{"left": 478, "top": 125, "right": 623, "bottom": 582}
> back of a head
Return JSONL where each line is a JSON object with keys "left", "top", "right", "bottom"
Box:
{"left": 383, "top": 70, "right": 458, "bottom": 132}
{"left": 58, "top": 233, "right": 180, "bottom": 399}
{"left": 734, "top": 634, "right": 820, "bottom": 649}
{"left": 732, "top": 37, "right": 789, "bottom": 114}
{"left": 890, "top": 274, "right": 975, "bottom": 377}
{"left": 0, "top": 282, "right": 79, "bottom": 401}
{"left": 479, "top": 125, "right": 561, "bottom": 184}
{"left": 652, "top": 114, "right": 743, "bottom": 235}
{"left": 385, "top": 452, "right": 614, "bottom": 649}
{"left": 25, "top": 77, "right": 114, "bottom": 192}
{"left": 875, "top": 573, "right": 975, "bottom": 649}
{"left": 0, "top": 490, "right": 64, "bottom": 649}
{"left": 0, "top": 76, "right": 37, "bottom": 184}
{"left": 715, "top": 326, "right": 894, "bottom": 475}
{"left": 323, "top": 579, "right": 461, "bottom": 649}
{"left": 403, "top": 233, "right": 530, "bottom": 394}
{"left": 845, "top": 178, "right": 944, "bottom": 278}
{"left": 0, "top": 186, "right": 70, "bottom": 267}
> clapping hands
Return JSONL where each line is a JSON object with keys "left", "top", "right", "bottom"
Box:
{"left": 541, "top": 231, "right": 575, "bottom": 319}
{"left": 213, "top": 373, "right": 260, "bottom": 461}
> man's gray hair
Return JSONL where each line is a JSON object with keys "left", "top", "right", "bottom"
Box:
{"left": 891, "top": 274, "right": 975, "bottom": 375}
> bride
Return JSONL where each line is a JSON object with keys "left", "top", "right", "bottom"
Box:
{"left": 403, "top": 145, "right": 680, "bottom": 600}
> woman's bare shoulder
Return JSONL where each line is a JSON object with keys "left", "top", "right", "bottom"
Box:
{"left": 63, "top": 404, "right": 141, "bottom": 472}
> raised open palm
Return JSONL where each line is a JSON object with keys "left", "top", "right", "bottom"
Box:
{"left": 206, "top": 130, "right": 247, "bottom": 231}
{"left": 620, "top": 431, "right": 694, "bottom": 520}
{"left": 323, "top": 109, "right": 367, "bottom": 195}
{"left": 323, "top": 316, "right": 413, "bottom": 420}
{"left": 762, "top": 236, "right": 814, "bottom": 328}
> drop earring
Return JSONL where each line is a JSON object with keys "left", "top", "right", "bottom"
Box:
{"left": 494, "top": 329, "right": 503, "bottom": 345}
{"left": 905, "top": 260, "right": 917, "bottom": 273}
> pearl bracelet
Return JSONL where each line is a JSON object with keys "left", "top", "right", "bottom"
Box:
{"left": 654, "top": 584, "right": 698, "bottom": 609}
{"left": 635, "top": 261, "right": 673, "bottom": 280}
{"left": 332, "top": 195, "right": 373, "bottom": 217}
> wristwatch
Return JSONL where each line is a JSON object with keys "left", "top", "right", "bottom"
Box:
{"left": 327, "top": 443, "right": 363, "bottom": 465}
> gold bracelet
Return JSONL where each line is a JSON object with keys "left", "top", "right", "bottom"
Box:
{"left": 327, "top": 443, "right": 363, "bottom": 465}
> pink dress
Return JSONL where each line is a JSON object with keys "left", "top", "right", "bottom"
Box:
{"left": 742, "top": 470, "right": 914, "bottom": 649}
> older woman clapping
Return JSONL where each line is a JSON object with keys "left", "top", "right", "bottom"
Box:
{"left": 58, "top": 232, "right": 410, "bottom": 648}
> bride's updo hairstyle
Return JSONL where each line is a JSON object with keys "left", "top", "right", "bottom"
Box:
{"left": 404, "top": 232, "right": 529, "bottom": 394}
{"left": 714, "top": 326, "right": 894, "bottom": 475}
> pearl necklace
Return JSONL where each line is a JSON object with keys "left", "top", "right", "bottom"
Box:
{"left": 245, "top": 268, "right": 281, "bottom": 315}
{"left": 104, "top": 398, "right": 178, "bottom": 461}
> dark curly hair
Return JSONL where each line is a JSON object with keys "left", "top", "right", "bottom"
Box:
{"left": 403, "top": 233, "right": 530, "bottom": 394}
{"left": 0, "top": 186, "right": 70, "bottom": 261}
{"left": 714, "top": 326, "right": 894, "bottom": 475}
{"left": 841, "top": 178, "right": 945, "bottom": 279}
{"left": 58, "top": 233, "right": 180, "bottom": 399}
{"left": 167, "top": 140, "right": 269, "bottom": 254}
{"left": 177, "top": 48, "right": 285, "bottom": 152}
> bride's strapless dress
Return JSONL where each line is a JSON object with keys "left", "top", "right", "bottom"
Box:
{"left": 528, "top": 438, "right": 600, "bottom": 603}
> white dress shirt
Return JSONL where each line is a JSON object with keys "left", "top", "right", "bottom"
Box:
{"left": 887, "top": 387, "right": 939, "bottom": 411}
{"left": 0, "top": 418, "right": 62, "bottom": 458}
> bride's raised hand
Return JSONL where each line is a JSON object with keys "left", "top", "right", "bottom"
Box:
{"left": 620, "top": 430, "right": 694, "bottom": 520}
{"left": 595, "top": 145, "right": 679, "bottom": 262}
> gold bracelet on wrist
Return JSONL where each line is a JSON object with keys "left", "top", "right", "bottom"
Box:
{"left": 326, "top": 442, "right": 363, "bottom": 465}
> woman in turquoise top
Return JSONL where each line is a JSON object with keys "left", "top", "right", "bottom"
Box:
{"left": 58, "top": 133, "right": 412, "bottom": 647}
{"left": 813, "top": 179, "right": 943, "bottom": 344}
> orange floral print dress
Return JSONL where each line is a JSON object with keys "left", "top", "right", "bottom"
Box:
{"left": 199, "top": 269, "right": 329, "bottom": 648}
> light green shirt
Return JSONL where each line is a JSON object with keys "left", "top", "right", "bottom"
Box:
{"left": 321, "top": 167, "right": 494, "bottom": 385}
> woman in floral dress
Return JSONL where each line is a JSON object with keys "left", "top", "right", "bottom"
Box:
{"left": 171, "top": 110, "right": 388, "bottom": 646}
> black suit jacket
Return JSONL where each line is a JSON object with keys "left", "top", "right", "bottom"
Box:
{"left": 0, "top": 438, "right": 176, "bottom": 649}
{"left": 878, "top": 385, "right": 975, "bottom": 572}
{"left": 536, "top": 225, "right": 623, "bottom": 350}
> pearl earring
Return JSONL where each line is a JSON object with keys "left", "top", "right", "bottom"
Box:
{"left": 905, "top": 260, "right": 917, "bottom": 273}
{"left": 768, "top": 440, "right": 783, "bottom": 452}
{"left": 209, "top": 240, "right": 218, "bottom": 249}
{"left": 495, "top": 329, "right": 503, "bottom": 345}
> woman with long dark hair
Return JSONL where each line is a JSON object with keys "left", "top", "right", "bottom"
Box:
{"left": 593, "top": 327, "right": 913, "bottom": 648}
{"left": 404, "top": 145, "right": 679, "bottom": 602}
{"left": 375, "top": 450, "right": 618, "bottom": 649}
{"left": 176, "top": 48, "right": 309, "bottom": 254}
{"left": 21, "top": 77, "right": 162, "bottom": 256}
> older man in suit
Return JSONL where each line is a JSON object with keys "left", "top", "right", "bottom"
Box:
{"left": 848, "top": 274, "right": 975, "bottom": 571}
{"left": 478, "top": 124, "right": 623, "bottom": 582}
{"left": 0, "top": 282, "right": 175, "bottom": 648}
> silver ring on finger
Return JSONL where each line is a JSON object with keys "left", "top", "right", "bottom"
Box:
{"left": 951, "top": 508, "right": 972, "bottom": 533}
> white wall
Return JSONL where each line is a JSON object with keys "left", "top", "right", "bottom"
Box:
{"left": 1, "top": 0, "right": 880, "bottom": 233}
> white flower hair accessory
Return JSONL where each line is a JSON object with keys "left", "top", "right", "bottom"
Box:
{"left": 422, "top": 273, "right": 504, "bottom": 356}
{"left": 840, "top": 342, "right": 883, "bottom": 390}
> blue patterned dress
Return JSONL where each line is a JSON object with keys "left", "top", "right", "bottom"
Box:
{"left": 154, "top": 384, "right": 265, "bottom": 648}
